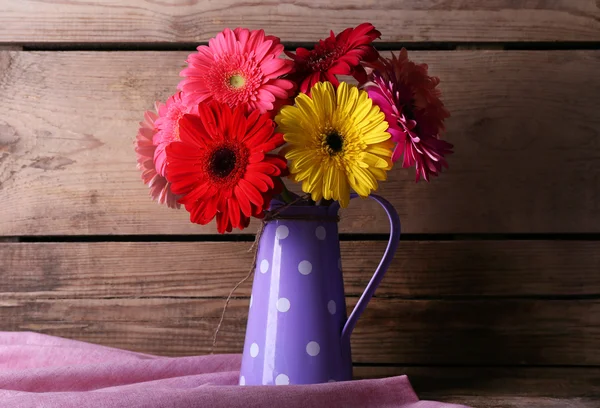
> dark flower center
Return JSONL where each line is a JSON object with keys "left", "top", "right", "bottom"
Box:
{"left": 209, "top": 147, "right": 237, "bottom": 179}
{"left": 401, "top": 101, "right": 421, "bottom": 133}
{"left": 325, "top": 131, "right": 344, "bottom": 155}
{"left": 402, "top": 103, "right": 416, "bottom": 122}
{"left": 307, "top": 43, "right": 341, "bottom": 71}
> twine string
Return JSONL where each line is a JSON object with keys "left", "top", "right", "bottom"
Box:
{"left": 212, "top": 194, "right": 313, "bottom": 349}
{"left": 211, "top": 195, "right": 341, "bottom": 350}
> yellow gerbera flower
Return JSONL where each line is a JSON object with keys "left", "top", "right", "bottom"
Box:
{"left": 275, "top": 81, "right": 393, "bottom": 208}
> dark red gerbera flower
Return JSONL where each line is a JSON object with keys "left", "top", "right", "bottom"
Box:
{"left": 166, "top": 101, "right": 287, "bottom": 233}
{"left": 364, "top": 49, "right": 453, "bottom": 182}
{"left": 285, "top": 23, "right": 381, "bottom": 94}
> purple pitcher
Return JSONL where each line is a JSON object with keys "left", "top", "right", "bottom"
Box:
{"left": 239, "top": 194, "right": 401, "bottom": 386}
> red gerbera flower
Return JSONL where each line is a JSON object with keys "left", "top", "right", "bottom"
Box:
{"left": 364, "top": 49, "right": 453, "bottom": 182}
{"left": 134, "top": 103, "right": 180, "bottom": 209}
{"left": 285, "top": 23, "right": 381, "bottom": 94}
{"left": 166, "top": 101, "right": 287, "bottom": 233}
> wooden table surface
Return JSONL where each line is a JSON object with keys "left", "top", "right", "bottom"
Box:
{"left": 1, "top": 1, "right": 599, "bottom": 407}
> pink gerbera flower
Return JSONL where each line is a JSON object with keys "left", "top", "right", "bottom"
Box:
{"left": 152, "top": 92, "right": 196, "bottom": 178}
{"left": 134, "top": 103, "right": 180, "bottom": 209}
{"left": 364, "top": 49, "right": 453, "bottom": 182}
{"left": 178, "top": 28, "right": 294, "bottom": 114}
{"left": 285, "top": 23, "right": 381, "bottom": 94}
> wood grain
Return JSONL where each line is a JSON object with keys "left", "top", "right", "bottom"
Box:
{"left": 357, "top": 366, "right": 600, "bottom": 407}
{"left": 354, "top": 366, "right": 600, "bottom": 398}
{"left": 2, "top": 295, "right": 599, "bottom": 365}
{"left": 1, "top": 50, "right": 599, "bottom": 235}
{"left": 1, "top": 1, "right": 599, "bottom": 43}
{"left": 2, "top": 241, "right": 599, "bottom": 298}
{"left": 434, "top": 397, "right": 598, "bottom": 408}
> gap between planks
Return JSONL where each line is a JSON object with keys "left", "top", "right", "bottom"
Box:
{"left": 14, "top": 41, "right": 600, "bottom": 52}
{"left": 10, "top": 233, "right": 600, "bottom": 242}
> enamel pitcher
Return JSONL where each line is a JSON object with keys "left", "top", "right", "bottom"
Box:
{"left": 239, "top": 194, "right": 401, "bottom": 385}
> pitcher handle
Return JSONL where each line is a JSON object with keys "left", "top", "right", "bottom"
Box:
{"left": 330, "top": 193, "right": 401, "bottom": 345}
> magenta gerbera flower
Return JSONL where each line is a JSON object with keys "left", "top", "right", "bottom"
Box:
{"left": 178, "top": 28, "right": 295, "bottom": 114}
{"left": 134, "top": 103, "right": 180, "bottom": 209}
{"left": 364, "top": 49, "right": 453, "bottom": 182}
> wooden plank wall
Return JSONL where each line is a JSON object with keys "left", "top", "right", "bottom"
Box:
{"left": 1, "top": 1, "right": 599, "bottom": 407}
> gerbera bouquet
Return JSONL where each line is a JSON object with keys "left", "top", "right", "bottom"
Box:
{"left": 135, "top": 24, "right": 453, "bottom": 233}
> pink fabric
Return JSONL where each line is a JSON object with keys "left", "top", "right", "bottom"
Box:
{"left": 0, "top": 332, "right": 470, "bottom": 408}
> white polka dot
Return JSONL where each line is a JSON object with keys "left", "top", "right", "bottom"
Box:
{"left": 306, "top": 341, "right": 320, "bottom": 356}
{"left": 276, "top": 225, "right": 289, "bottom": 240}
{"left": 250, "top": 295, "right": 253, "bottom": 308}
{"left": 315, "top": 226, "right": 326, "bottom": 240}
{"left": 275, "top": 373, "right": 290, "bottom": 385}
{"left": 240, "top": 376, "right": 246, "bottom": 385}
{"left": 328, "top": 379, "right": 336, "bottom": 383}
{"left": 298, "top": 260, "right": 312, "bottom": 275}
{"left": 276, "top": 297, "right": 290, "bottom": 312}
{"left": 338, "top": 257, "right": 342, "bottom": 270}
{"left": 260, "top": 259, "right": 269, "bottom": 274}
{"left": 328, "top": 300, "right": 336, "bottom": 315}
{"left": 250, "top": 343, "right": 259, "bottom": 357}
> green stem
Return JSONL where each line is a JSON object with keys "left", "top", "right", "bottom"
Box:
{"left": 281, "top": 183, "right": 294, "bottom": 204}
{"left": 318, "top": 199, "right": 333, "bottom": 207}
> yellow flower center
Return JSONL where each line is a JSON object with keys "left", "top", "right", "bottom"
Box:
{"left": 228, "top": 74, "right": 246, "bottom": 89}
